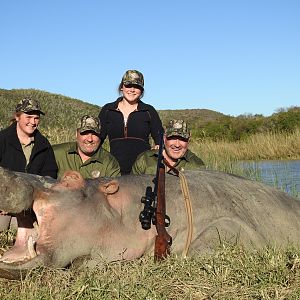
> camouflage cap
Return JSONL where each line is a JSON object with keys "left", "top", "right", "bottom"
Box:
{"left": 15, "top": 98, "right": 45, "bottom": 115}
{"left": 165, "top": 119, "right": 191, "bottom": 139}
{"left": 77, "top": 115, "right": 100, "bottom": 134}
{"left": 122, "top": 70, "right": 144, "bottom": 89}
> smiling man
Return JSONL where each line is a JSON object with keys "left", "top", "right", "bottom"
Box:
{"left": 53, "top": 115, "right": 120, "bottom": 179}
{"left": 131, "top": 119, "right": 205, "bottom": 175}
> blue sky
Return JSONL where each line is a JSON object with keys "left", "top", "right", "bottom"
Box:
{"left": 1, "top": 0, "right": 299, "bottom": 116}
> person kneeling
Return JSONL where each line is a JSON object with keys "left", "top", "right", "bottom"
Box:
{"left": 131, "top": 119, "right": 205, "bottom": 175}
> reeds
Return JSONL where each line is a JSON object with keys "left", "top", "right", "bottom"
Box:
{"left": 190, "top": 128, "right": 300, "bottom": 171}
{"left": 189, "top": 129, "right": 300, "bottom": 199}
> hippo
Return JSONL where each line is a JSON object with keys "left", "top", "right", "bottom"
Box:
{"left": 0, "top": 166, "right": 300, "bottom": 280}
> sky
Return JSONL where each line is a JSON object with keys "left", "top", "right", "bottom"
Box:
{"left": 1, "top": 0, "right": 299, "bottom": 117}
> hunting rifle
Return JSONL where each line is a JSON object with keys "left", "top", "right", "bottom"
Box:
{"left": 139, "top": 131, "right": 172, "bottom": 261}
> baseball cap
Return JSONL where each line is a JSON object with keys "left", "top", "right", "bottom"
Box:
{"left": 122, "top": 70, "right": 144, "bottom": 89}
{"left": 165, "top": 119, "right": 191, "bottom": 139}
{"left": 77, "top": 115, "right": 100, "bottom": 134}
{"left": 15, "top": 98, "right": 45, "bottom": 115}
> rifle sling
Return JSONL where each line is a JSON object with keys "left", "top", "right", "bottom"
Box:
{"left": 163, "top": 160, "right": 194, "bottom": 257}
{"left": 178, "top": 170, "right": 194, "bottom": 257}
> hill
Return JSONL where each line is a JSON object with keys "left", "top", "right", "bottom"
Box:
{"left": 1, "top": 88, "right": 299, "bottom": 144}
{"left": 0, "top": 88, "right": 227, "bottom": 143}
{"left": 159, "top": 108, "right": 226, "bottom": 127}
{"left": 0, "top": 88, "right": 100, "bottom": 128}
{"left": 0, "top": 88, "right": 100, "bottom": 143}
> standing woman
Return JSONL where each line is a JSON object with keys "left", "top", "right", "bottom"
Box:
{"left": 0, "top": 98, "right": 57, "bottom": 262}
{"left": 99, "top": 70, "right": 163, "bottom": 175}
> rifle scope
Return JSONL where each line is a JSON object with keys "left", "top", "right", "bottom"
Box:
{"left": 139, "top": 186, "right": 155, "bottom": 230}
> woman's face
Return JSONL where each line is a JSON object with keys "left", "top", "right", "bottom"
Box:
{"left": 15, "top": 113, "right": 40, "bottom": 137}
{"left": 121, "top": 84, "right": 142, "bottom": 104}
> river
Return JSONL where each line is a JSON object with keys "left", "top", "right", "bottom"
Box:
{"left": 238, "top": 159, "right": 300, "bottom": 199}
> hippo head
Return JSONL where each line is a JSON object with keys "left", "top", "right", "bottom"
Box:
{"left": 0, "top": 170, "right": 121, "bottom": 279}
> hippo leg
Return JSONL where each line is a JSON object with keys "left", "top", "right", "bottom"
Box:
{"left": 0, "top": 212, "right": 38, "bottom": 263}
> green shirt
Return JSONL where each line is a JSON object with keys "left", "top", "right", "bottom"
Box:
{"left": 131, "top": 149, "right": 205, "bottom": 175}
{"left": 53, "top": 142, "right": 121, "bottom": 179}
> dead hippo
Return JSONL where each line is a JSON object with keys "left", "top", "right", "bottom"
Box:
{"left": 0, "top": 166, "right": 300, "bottom": 280}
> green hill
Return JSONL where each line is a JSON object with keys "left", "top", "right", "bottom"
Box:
{"left": 1, "top": 88, "right": 299, "bottom": 144}
{"left": 0, "top": 88, "right": 100, "bottom": 128}
{"left": 0, "top": 88, "right": 227, "bottom": 143}
{"left": 0, "top": 88, "right": 100, "bottom": 143}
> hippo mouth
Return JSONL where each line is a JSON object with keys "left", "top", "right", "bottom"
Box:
{"left": 0, "top": 168, "right": 89, "bottom": 280}
{"left": 0, "top": 167, "right": 57, "bottom": 266}
{"left": 0, "top": 220, "right": 40, "bottom": 265}
{"left": 0, "top": 218, "right": 46, "bottom": 280}
{"left": 0, "top": 255, "right": 44, "bottom": 280}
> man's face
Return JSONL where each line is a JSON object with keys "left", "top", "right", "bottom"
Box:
{"left": 16, "top": 113, "right": 40, "bottom": 137}
{"left": 76, "top": 130, "right": 101, "bottom": 156}
{"left": 164, "top": 135, "right": 189, "bottom": 161}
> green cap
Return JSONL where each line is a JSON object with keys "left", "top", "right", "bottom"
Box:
{"left": 77, "top": 115, "right": 100, "bottom": 134}
{"left": 15, "top": 98, "right": 45, "bottom": 115}
{"left": 122, "top": 70, "right": 144, "bottom": 89}
{"left": 165, "top": 119, "right": 190, "bottom": 139}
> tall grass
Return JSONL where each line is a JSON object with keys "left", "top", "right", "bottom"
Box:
{"left": 43, "top": 126, "right": 75, "bottom": 144}
{"left": 43, "top": 126, "right": 300, "bottom": 162}
{"left": 190, "top": 128, "right": 300, "bottom": 171}
{"left": 189, "top": 129, "right": 300, "bottom": 199}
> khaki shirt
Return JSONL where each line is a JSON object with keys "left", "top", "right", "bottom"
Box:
{"left": 131, "top": 149, "right": 205, "bottom": 175}
{"left": 21, "top": 138, "right": 34, "bottom": 166}
{"left": 53, "top": 142, "right": 121, "bottom": 179}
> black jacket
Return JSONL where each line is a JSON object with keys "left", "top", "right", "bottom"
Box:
{"left": 99, "top": 98, "right": 163, "bottom": 174}
{"left": 0, "top": 122, "right": 57, "bottom": 178}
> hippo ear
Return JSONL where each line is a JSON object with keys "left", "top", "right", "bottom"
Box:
{"left": 99, "top": 180, "right": 119, "bottom": 195}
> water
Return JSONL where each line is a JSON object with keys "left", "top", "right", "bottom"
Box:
{"left": 238, "top": 160, "right": 300, "bottom": 199}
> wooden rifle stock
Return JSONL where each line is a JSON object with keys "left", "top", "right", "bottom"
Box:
{"left": 154, "top": 151, "right": 172, "bottom": 261}
{"left": 139, "top": 131, "right": 172, "bottom": 261}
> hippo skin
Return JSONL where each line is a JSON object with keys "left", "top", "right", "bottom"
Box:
{"left": 0, "top": 166, "right": 300, "bottom": 280}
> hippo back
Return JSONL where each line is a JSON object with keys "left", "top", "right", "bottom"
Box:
{"left": 161, "top": 170, "right": 300, "bottom": 253}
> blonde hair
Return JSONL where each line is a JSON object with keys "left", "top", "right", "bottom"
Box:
{"left": 10, "top": 112, "right": 23, "bottom": 124}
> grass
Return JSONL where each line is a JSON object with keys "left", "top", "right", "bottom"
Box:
{"left": 0, "top": 237, "right": 300, "bottom": 299}
{"left": 189, "top": 129, "right": 300, "bottom": 200}
{"left": 190, "top": 128, "right": 300, "bottom": 171}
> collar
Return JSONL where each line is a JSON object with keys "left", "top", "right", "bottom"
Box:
{"left": 7, "top": 122, "right": 42, "bottom": 149}
{"left": 21, "top": 136, "right": 35, "bottom": 146}
{"left": 111, "top": 97, "right": 149, "bottom": 111}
